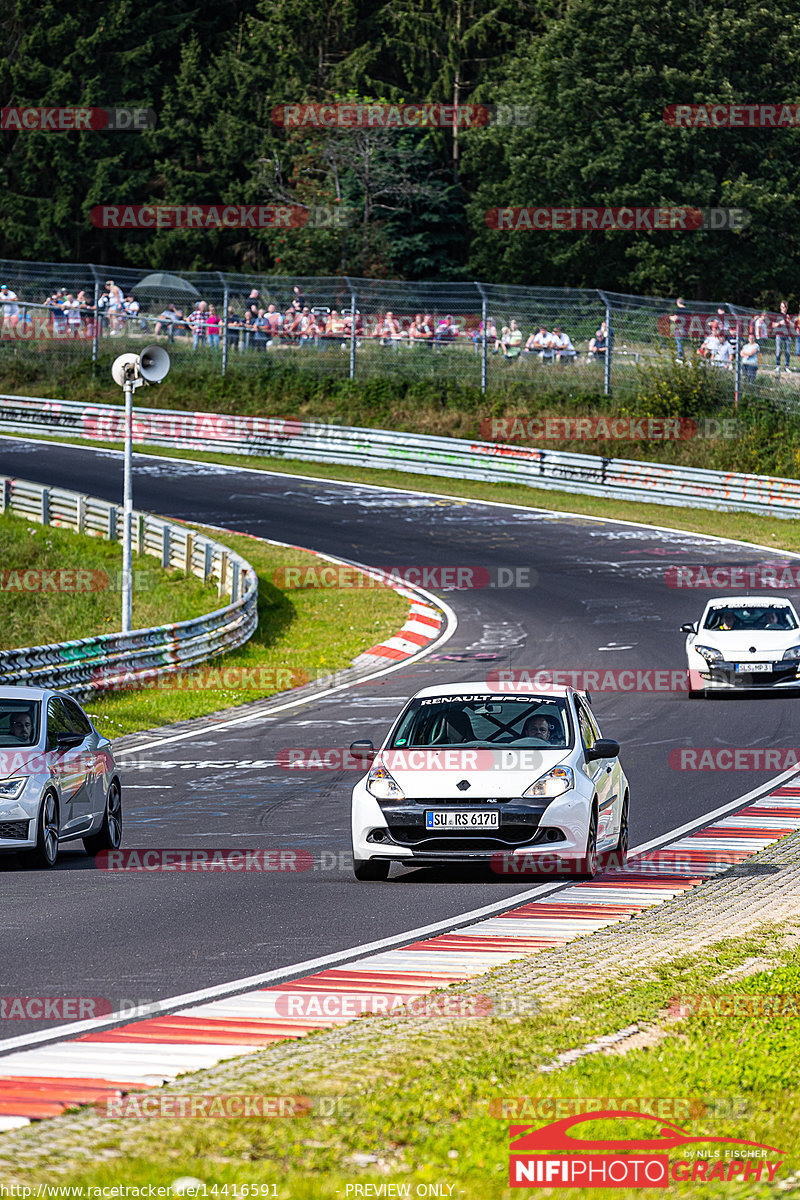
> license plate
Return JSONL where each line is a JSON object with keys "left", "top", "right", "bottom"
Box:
{"left": 425, "top": 810, "right": 500, "bottom": 829}
{"left": 735, "top": 662, "right": 772, "bottom": 673}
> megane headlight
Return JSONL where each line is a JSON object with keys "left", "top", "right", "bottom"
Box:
{"left": 783, "top": 646, "right": 800, "bottom": 661}
{"left": 523, "top": 766, "right": 574, "bottom": 800}
{"left": 366, "top": 762, "right": 405, "bottom": 802}
{"left": 0, "top": 778, "right": 27, "bottom": 802}
{"left": 695, "top": 645, "right": 723, "bottom": 663}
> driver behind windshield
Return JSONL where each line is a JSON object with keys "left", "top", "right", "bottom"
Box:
{"left": 5, "top": 710, "right": 35, "bottom": 744}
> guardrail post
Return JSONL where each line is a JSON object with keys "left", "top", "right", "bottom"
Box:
{"left": 41, "top": 487, "right": 50, "bottom": 525}
{"left": 231, "top": 560, "right": 240, "bottom": 603}
{"left": 108, "top": 506, "right": 117, "bottom": 541}
{"left": 184, "top": 531, "right": 194, "bottom": 574}
{"left": 161, "top": 525, "right": 171, "bottom": 569}
{"left": 77, "top": 494, "right": 86, "bottom": 533}
{"left": 137, "top": 513, "right": 145, "bottom": 555}
{"left": 0, "top": 478, "right": 9, "bottom": 513}
{"left": 218, "top": 550, "right": 228, "bottom": 597}
{"left": 203, "top": 542, "right": 212, "bottom": 583}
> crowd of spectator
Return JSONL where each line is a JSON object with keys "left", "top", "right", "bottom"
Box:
{"left": 669, "top": 297, "right": 800, "bottom": 379}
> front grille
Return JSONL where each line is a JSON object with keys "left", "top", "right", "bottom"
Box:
{"left": 390, "top": 824, "right": 547, "bottom": 850}
{"left": 0, "top": 820, "right": 29, "bottom": 840}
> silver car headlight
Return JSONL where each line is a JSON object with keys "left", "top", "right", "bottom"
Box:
{"left": 523, "top": 765, "right": 574, "bottom": 800}
{"left": 0, "top": 778, "right": 27, "bottom": 802}
{"left": 783, "top": 646, "right": 800, "bottom": 661}
{"left": 366, "top": 762, "right": 405, "bottom": 802}
{"left": 695, "top": 644, "right": 723, "bottom": 663}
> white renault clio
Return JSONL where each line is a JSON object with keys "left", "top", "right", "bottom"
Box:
{"left": 350, "top": 683, "right": 629, "bottom": 881}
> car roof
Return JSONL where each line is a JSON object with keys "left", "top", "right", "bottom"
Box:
{"left": 0, "top": 686, "right": 62, "bottom": 701}
{"left": 411, "top": 682, "right": 578, "bottom": 700}
{"left": 703, "top": 595, "right": 797, "bottom": 608}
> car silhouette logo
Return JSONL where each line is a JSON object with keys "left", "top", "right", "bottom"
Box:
{"left": 509, "top": 1110, "right": 782, "bottom": 1154}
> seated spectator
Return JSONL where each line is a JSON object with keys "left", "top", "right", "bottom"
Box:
{"left": 123, "top": 294, "right": 144, "bottom": 333}
{"left": 325, "top": 309, "right": 346, "bottom": 344}
{"left": 698, "top": 331, "right": 722, "bottom": 360}
{"left": 264, "top": 303, "right": 283, "bottom": 340}
{"left": 525, "top": 325, "right": 553, "bottom": 358}
{"left": 501, "top": 319, "right": 523, "bottom": 359}
{"left": 434, "top": 314, "right": 459, "bottom": 346}
{"left": 410, "top": 313, "right": 433, "bottom": 345}
{"left": 551, "top": 326, "right": 576, "bottom": 361}
{"left": 284, "top": 307, "right": 303, "bottom": 342}
{"left": 154, "top": 303, "right": 179, "bottom": 337}
{"left": 741, "top": 332, "right": 760, "bottom": 380}
{"left": 587, "top": 321, "right": 608, "bottom": 360}
{"left": 376, "top": 310, "right": 402, "bottom": 347}
{"left": 472, "top": 317, "right": 498, "bottom": 355}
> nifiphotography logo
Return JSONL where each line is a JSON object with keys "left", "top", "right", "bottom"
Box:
{"left": 508, "top": 1110, "right": 784, "bottom": 1188}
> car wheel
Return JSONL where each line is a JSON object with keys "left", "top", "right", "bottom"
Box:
{"left": 83, "top": 781, "right": 123, "bottom": 857}
{"left": 353, "top": 858, "right": 391, "bottom": 881}
{"left": 27, "top": 792, "right": 60, "bottom": 869}
{"left": 576, "top": 807, "right": 598, "bottom": 880}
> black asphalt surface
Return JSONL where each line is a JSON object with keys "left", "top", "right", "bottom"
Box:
{"left": 1, "top": 437, "right": 795, "bottom": 1042}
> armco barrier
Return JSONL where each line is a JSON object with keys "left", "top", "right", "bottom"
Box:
{"left": 0, "top": 476, "right": 257, "bottom": 697}
{"left": 0, "top": 393, "right": 799, "bottom": 518}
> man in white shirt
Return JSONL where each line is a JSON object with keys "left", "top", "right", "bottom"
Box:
{"left": 0, "top": 284, "right": 20, "bottom": 330}
{"left": 551, "top": 326, "right": 576, "bottom": 360}
{"left": 526, "top": 325, "right": 553, "bottom": 358}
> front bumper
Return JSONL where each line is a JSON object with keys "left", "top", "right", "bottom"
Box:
{"left": 693, "top": 660, "right": 800, "bottom": 689}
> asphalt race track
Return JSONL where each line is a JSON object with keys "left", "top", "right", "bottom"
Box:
{"left": 1, "top": 436, "right": 796, "bottom": 1040}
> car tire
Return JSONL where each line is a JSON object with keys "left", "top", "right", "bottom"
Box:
{"left": 27, "top": 792, "right": 60, "bottom": 869}
{"left": 609, "top": 793, "right": 629, "bottom": 868}
{"left": 83, "top": 781, "right": 123, "bottom": 857}
{"left": 353, "top": 858, "right": 391, "bottom": 881}
{"left": 576, "top": 807, "right": 599, "bottom": 880}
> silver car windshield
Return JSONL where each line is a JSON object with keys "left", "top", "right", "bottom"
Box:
{"left": 0, "top": 702, "right": 40, "bottom": 746}
{"left": 704, "top": 605, "right": 798, "bottom": 632}
{"left": 390, "top": 696, "right": 573, "bottom": 749}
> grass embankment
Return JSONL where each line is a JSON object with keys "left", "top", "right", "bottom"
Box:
{"left": 10, "top": 927, "right": 798, "bottom": 1197}
{"left": 0, "top": 511, "right": 408, "bottom": 738}
{"left": 4, "top": 348, "right": 800, "bottom": 477}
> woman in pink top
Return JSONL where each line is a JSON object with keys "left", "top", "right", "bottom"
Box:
{"left": 206, "top": 305, "right": 221, "bottom": 348}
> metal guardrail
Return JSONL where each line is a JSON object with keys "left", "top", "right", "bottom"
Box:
{"left": 0, "top": 474, "right": 258, "bottom": 697}
{"left": 0, "top": 392, "right": 798, "bottom": 520}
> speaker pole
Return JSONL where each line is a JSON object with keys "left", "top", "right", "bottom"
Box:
{"left": 121, "top": 376, "right": 134, "bottom": 634}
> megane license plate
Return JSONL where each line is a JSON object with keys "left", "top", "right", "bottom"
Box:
{"left": 735, "top": 663, "right": 772, "bottom": 673}
{"left": 425, "top": 811, "right": 500, "bottom": 829}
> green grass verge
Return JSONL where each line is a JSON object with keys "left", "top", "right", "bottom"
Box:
{"left": 0, "top": 508, "right": 408, "bottom": 738}
{"left": 85, "top": 529, "right": 408, "bottom": 738}
{"left": 0, "top": 509, "right": 217, "bottom": 649}
{"left": 17, "top": 927, "right": 799, "bottom": 1197}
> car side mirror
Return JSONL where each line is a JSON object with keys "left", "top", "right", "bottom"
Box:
{"left": 55, "top": 731, "right": 83, "bottom": 751}
{"left": 681, "top": 623, "right": 697, "bottom": 633}
{"left": 349, "top": 739, "right": 375, "bottom": 762}
{"left": 585, "top": 738, "right": 620, "bottom": 762}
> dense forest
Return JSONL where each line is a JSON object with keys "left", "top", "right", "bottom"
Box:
{"left": 2, "top": 0, "right": 800, "bottom": 302}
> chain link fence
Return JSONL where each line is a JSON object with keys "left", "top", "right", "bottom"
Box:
{"left": 0, "top": 258, "right": 795, "bottom": 407}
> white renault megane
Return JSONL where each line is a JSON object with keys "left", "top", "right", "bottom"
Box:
{"left": 349, "top": 683, "right": 629, "bottom": 881}
{"left": 683, "top": 596, "right": 800, "bottom": 695}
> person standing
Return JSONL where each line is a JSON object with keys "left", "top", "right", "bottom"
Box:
{"left": 773, "top": 300, "right": 792, "bottom": 373}
{"left": 669, "top": 297, "right": 688, "bottom": 362}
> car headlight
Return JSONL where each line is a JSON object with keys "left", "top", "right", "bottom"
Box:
{"left": 366, "top": 762, "right": 405, "bottom": 802}
{"left": 783, "top": 646, "right": 800, "bottom": 661}
{"left": 695, "top": 644, "right": 723, "bottom": 663}
{"left": 523, "top": 766, "right": 574, "bottom": 800}
{"left": 0, "top": 778, "right": 27, "bottom": 802}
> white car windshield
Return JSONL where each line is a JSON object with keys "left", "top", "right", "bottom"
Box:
{"left": 0, "top": 702, "right": 40, "bottom": 746}
{"left": 390, "top": 696, "right": 573, "bottom": 749}
{"left": 703, "top": 605, "right": 798, "bottom": 632}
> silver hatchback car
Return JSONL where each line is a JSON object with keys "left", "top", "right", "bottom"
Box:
{"left": 0, "top": 687, "right": 121, "bottom": 868}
